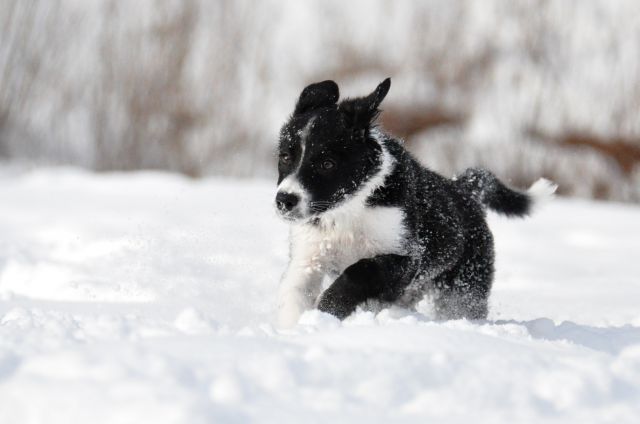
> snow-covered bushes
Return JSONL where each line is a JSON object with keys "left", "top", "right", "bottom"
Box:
{"left": 1, "top": 0, "right": 639, "bottom": 201}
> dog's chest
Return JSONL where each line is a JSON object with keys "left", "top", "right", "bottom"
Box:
{"left": 292, "top": 206, "right": 406, "bottom": 275}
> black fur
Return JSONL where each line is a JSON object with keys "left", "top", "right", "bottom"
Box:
{"left": 457, "top": 168, "right": 532, "bottom": 217}
{"left": 277, "top": 84, "right": 383, "bottom": 216}
{"left": 317, "top": 254, "right": 414, "bottom": 319}
{"left": 277, "top": 78, "right": 539, "bottom": 322}
{"left": 294, "top": 80, "right": 340, "bottom": 116}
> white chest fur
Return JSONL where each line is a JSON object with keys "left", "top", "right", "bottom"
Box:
{"left": 277, "top": 134, "right": 404, "bottom": 328}
{"left": 290, "top": 206, "right": 407, "bottom": 276}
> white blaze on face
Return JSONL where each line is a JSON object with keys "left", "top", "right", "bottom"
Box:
{"left": 277, "top": 175, "right": 309, "bottom": 217}
{"left": 276, "top": 117, "right": 315, "bottom": 219}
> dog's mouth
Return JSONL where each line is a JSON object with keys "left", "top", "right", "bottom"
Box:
{"left": 274, "top": 197, "right": 347, "bottom": 223}
{"left": 276, "top": 205, "right": 331, "bottom": 224}
{"left": 277, "top": 211, "right": 303, "bottom": 222}
{"left": 275, "top": 203, "right": 306, "bottom": 222}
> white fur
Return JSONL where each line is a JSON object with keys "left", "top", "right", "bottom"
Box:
{"left": 527, "top": 178, "right": 558, "bottom": 212}
{"left": 276, "top": 175, "right": 309, "bottom": 217}
{"left": 298, "top": 117, "right": 315, "bottom": 147}
{"left": 275, "top": 118, "right": 315, "bottom": 217}
{"left": 277, "top": 137, "right": 406, "bottom": 328}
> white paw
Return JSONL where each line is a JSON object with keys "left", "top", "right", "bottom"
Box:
{"left": 276, "top": 298, "right": 305, "bottom": 329}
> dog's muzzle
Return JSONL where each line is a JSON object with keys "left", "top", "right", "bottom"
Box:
{"left": 276, "top": 192, "right": 300, "bottom": 212}
{"left": 275, "top": 191, "right": 304, "bottom": 220}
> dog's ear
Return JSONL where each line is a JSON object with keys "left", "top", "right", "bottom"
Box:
{"left": 294, "top": 80, "right": 340, "bottom": 115}
{"left": 339, "top": 78, "right": 391, "bottom": 129}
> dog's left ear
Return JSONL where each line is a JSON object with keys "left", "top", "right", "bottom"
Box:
{"left": 339, "top": 78, "right": 391, "bottom": 129}
{"left": 294, "top": 80, "right": 340, "bottom": 116}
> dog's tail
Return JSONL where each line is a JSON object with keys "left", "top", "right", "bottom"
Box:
{"left": 456, "top": 168, "right": 557, "bottom": 217}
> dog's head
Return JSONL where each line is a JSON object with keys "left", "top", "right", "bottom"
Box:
{"left": 275, "top": 78, "right": 391, "bottom": 222}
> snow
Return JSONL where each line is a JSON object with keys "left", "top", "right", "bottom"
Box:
{"left": 0, "top": 169, "right": 639, "bottom": 423}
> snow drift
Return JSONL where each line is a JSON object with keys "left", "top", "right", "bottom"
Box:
{"left": 0, "top": 169, "right": 639, "bottom": 423}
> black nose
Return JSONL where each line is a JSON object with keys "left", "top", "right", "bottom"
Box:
{"left": 276, "top": 192, "right": 300, "bottom": 212}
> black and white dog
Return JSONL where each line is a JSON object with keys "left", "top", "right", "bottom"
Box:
{"left": 274, "top": 78, "right": 555, "bottom": 328}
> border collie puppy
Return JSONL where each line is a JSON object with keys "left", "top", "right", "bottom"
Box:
{"left": 274, "top": 78, "right": 556, "bottom": 328}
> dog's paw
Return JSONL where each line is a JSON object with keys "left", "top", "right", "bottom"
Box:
{"left": 276, "top": 310, "right": 300, "bottom": 329}
{"left": 276, "top": 299, "right": 306, "bottom": 329}
{"left": 317, "top": 289, "right": 354, "bottom": 320}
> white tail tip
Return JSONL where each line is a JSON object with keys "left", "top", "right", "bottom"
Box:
{"left": 527, "top": 178, "right": 558, "bottom": 209}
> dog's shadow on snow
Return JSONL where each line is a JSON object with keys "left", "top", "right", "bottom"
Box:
{"left": 493, "top": 317, "right": 640, "bottom": 354}
{"left": 360, "top": 305, "right": 640, "bottom": 355}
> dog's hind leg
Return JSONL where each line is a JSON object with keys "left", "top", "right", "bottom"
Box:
{"left": 433, "top": 283, "right": 490, "bottom": 320}
{"left": 317, "top": 254, "right": 415, "bottom": 320}
{"left": 432, "top": 241, "right": 494, "bottom": 320}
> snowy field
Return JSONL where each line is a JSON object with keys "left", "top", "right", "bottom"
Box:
{"left": 0, "top": 168, "right": 639, "bottom": 424}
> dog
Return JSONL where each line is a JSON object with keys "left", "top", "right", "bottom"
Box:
{"left": 274, "top": 78, "right": 556, "bottom": 328}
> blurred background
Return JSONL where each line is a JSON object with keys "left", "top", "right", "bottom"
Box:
{"left": 1, "top": 0, "right": 639, "bottom": 202}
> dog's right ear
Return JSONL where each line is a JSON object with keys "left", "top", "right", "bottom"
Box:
{"left": 294, "top": 80, "right": 340, "bottom": 115}
{"left": 338, "top": 78, "right": 391, "bottom": 130}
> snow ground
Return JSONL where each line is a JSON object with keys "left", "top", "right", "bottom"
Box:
{"left": 0, "top": 169, "right": 639, "bottom": 423}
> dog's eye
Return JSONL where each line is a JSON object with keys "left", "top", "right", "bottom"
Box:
{"left": 321, "top": 159, "right": 336, "bottom": 170}
{"left": 279, "top": 153, "right": 291, "bottom": 164}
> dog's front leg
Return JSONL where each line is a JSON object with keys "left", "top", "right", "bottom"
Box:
{"left": 317, "top": 254, "right": 414, "bottom": 320}
{"left": 277, "top": 259, "right": 324, "bottom": 328}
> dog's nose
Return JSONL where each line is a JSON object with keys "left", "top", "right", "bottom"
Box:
{"left": 276, "top": 192, "right": 300, "bottom": 212}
